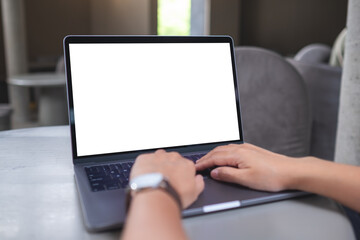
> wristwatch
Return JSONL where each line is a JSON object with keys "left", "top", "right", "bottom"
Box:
{"left": 126, "top": 172, "right": 182, "bottom": 212}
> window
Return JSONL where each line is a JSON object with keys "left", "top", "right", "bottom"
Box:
{"left": 157, "top": 0, "right": 191, "bottom": 35}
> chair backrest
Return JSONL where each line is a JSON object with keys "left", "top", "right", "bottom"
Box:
{"left": 235, "top": 47, "right": 311, "bottom": 157}
{"left": 294, "top": 44, "right": 331, "bottom": 64}
{"left": 288, "top": 59, "right": 342, "bottom": 160}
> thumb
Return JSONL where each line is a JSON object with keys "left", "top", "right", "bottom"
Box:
{"left": 182, "top": 175, "right": 204, "bottom": 209}
{"left": 195, "top": 174, "right": 205, "bottom": 195}
{"left": 211, "top": 166, "right": 245, "bottom": 184}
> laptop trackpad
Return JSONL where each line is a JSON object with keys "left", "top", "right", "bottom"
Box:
{"left": 185, "top": 178, "right": 294, "bottom": 215}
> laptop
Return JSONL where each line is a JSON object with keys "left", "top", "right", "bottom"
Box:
{"left": 63, "top": 35, "right": 306, "bottom": 231}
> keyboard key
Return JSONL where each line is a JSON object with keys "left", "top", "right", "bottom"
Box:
{"left": 105, "top": 183, "right": 120, "bottom": 190}
{"left": 116, "top": 164, "right": 123, "bottom": 171}
{"left": 90, "top": 177, "right": 104, "bottom": 182}
{"left": 85, "top": 167, "right": 93, "bottom": 174}
{"left": 85, "top": 161, "right": 134, "bottom": 192}
{"left": 120, "top": 181, "right": 128, "bottom": 188}
{"left": 109, "top": 164, "right": 117, "bottom": 171}
{"left": 92, "top": 185, "right": 105, "bottom": 192}
{"left": 183, "top": 153, "right": 212, "bottom": 177}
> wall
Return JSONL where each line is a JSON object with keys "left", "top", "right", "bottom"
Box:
{"left": 240, "top": 0, "right": 348, "bottom": 55}
{"left": 23, "top": 0, "right": 156, "bottom": 70}
{"left": 210, "top": 0, "right": 241, "bottom": 45}
{"left": 0, "top": 0, "right": 156, "bottom": 102}
{"left": 15, "top": 0, "right": 349, "bottom": 68}
{"left": 90, "top": 0, "right": 156, "bottom": 35}
{"left": 24, "top": 0, "right": 91, "bottom": 68}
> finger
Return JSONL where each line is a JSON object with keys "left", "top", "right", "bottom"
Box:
{"left": 196, "top": 144, "right": 237, "bottom": 164}
{"left": 167, "top": 151, "right": 182, "bottom": 161}
{"left": 155, "top": 149, "right": 166, "bottom": 154}
{"left": 211, "top": 166, "right": 247, "bottom": 185}
{"left": 195, "top": 151, "right": 239, "bottom": 170}
{"left": 195, "top": 174, "right": 205, "bottom": 195}
{"left": 196, "top": 143, "right": 268, "bottom": 170}
{"left": 196, "top": 145, "right": 235, "bottom": 165}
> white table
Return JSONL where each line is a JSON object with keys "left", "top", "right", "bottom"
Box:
{"left": 8, "top": 73, "right": 68, "bottom": 127}
{"left": 0, "top": 126, "right": 356, "bottom": 240}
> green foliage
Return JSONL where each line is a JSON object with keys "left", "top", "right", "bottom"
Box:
{"left": 158, "top": 0, "right": 191, "bottom": 36}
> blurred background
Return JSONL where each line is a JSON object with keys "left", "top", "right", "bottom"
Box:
{"left": 0, "top": 0, "right": 348, "bottom": 130}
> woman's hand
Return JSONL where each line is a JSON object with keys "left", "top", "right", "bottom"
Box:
{"left": 132, "top": 149, "right": 205, "bottom": 208}
{"left": 195, "top": 143, "right": 300, "bottom": 192}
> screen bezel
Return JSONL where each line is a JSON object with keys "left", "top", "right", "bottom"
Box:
{"left": 63, "top": 35, "right": 244, "bottom": 164}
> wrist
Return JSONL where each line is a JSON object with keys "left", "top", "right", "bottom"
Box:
{"left": 132, "top": 189, "right": 182, "bottom": 215}
{"left": 126, "top": 172, "right": 182, "bottom": 211}
{"left": 285, "top": 156, "right": 315, "bottom": 190}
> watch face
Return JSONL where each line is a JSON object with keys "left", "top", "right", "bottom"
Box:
{"left": 130, "top": 172, "right": 164, "bottom": 190}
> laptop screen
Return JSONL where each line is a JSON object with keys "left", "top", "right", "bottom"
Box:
{"left": 67, "top": 37, "right": 241, "bottom": 157}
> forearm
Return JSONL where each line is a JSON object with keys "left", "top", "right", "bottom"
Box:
{"left": 289, "top": 157, "right": 360, "bottom": 212}
{"left": 121, "top": 190, "right": 188, "bottom": 240}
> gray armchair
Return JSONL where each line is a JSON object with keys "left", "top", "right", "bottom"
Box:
{"left": 288, "top": 59, "right": 342, "bottom": 160}
{"left": 294, "top": 44, "right": 332, "bottom": 64}
{"left": 235, "top": 47, "right": 311, "bottom": 157}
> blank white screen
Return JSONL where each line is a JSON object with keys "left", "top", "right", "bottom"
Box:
{"left": 69, "top": 42, "right": 240, "bottom": 157}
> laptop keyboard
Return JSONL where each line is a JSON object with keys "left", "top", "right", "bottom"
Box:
{"left": 85, "top": 153, "right": 208, "bottom": 192}
{"left": 85, "top": 162, "right": 134, "bottom": 192}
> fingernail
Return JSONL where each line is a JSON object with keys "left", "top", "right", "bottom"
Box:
{"left": 211, "top": 169, "right": 218, "bottom": 178}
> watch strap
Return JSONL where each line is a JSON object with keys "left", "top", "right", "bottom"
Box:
{"left": 126, "top": 178, "right": 182, "bottom": 213}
